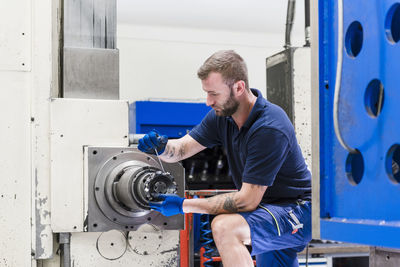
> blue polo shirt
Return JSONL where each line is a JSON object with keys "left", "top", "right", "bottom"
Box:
{"left": 189, "top": 89, "right": 311, "bottom": 203}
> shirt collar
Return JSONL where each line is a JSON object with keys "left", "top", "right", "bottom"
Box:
{"left": 241, "top": 88, "right": 266, "bottom": 129}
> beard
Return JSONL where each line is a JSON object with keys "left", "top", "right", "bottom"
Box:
{"left": 213, "top": 89, "right": 239, "bottom": 117}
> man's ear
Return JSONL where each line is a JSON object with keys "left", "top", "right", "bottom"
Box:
{"left": 234, "top": 80, "right": 246, "bottom": 96}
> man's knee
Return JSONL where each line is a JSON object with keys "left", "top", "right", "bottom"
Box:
{"left": 211, "top": 214, "right": 251, "bottom": 245}
{"left": 211, "top": 215, "right": 229, "bottom": 241}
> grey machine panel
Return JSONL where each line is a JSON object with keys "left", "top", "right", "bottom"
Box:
{"left": 63, "top": 47, "right": 119, "bottom": 99}
{"left": 63, "top": 0, "right": 116, "bottom": 49}
{"left": 62, "top": 0, "right": 119, "bottom": 99}
{"left": 266, "top": 48, "right": 295, "bottom": 122}
{"left": 370, "top": 247, "right": 400, "bottom": 267}
{"left": 86, "top": 146, "right": 185, "bottom": 232}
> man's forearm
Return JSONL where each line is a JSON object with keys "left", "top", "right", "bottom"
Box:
{"left": 159, "top": 134, "right": 206, "bottom": 163}
{"left": 182, "top": 192, "right": 256, "bottom": 214}
{"left": 160, "top": 139, "right": 186, "bottom": 162}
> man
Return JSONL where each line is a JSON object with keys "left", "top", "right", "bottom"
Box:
{"left": 138, "top": 50, "right": 311, "bottom": 267}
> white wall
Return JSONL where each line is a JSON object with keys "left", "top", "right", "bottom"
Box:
{"left": 117, "top": 1, "right": 306, "bottom": 103}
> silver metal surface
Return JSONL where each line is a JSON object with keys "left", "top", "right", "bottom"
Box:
{"left": 310, "top": 0, "right": 321, "bottom": 239}
{"left": 70, "top": 230, "right": 180, "bottom": 266}
{"left": 129, "top": 134, "right": 145, "bottom": 146}
{"left": 87, "top": 146, "right": 184, "bottom": 232}
{"left": 59, "top": 233, "right": 71, "bottom": 244}
{"left": 284, "top": 0, "right": 296, "bottom": 49}
{"left": 298, "top": 242, "right": 369, "bottom": 255}
{"left": 115, "top": 165, "right": 146, "bottom": 211}
{"left": 63, "top": 47, "right": 119, "bottom": 99}
{"left": 64, "top": 0, "right": 116, "bottom": 49}
{"left": 142, "top": 171, "right": 177, "bottom": 201}
{"left": 102, "top": 160, "right": 149, "bottom": 216}
{"left": 370, "top": 247, "right": 400, "bottom": 267}
{"left": 187, "top": 189, "right": 238, "bottom": 196}
{"left": 128, "top": 224, "right": 166, "bottom": 256}
{"left": 59, "top": 233, "right": 71, "bottom": 267}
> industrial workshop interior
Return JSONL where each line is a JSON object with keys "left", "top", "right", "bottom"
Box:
{"left": 1, "top": 0, "right": 400, "bottom": 266}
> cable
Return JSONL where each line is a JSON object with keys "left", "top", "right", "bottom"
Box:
{"left": 284, "top": 0, "right": 296, "bottom": 49}
{"left": 333, "top": 0, "right": 358, "bottom": 154}
{"left": 200, "top": 214, "right": 214, "bottom": 266}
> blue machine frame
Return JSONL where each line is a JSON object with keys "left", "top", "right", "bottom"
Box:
{"left": 319, "top": 0, "right": 400, "bottom": 247}
{"left": 130, "top": 101, "right": 211, "bottom": 138}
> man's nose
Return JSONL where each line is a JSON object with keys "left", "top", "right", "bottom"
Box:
{"left": 206, "top": 95, "right": 214, "bottom": 107}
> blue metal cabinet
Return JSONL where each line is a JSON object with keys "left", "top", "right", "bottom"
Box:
{"left": 318, "top": 0, "right": 400, "bottom": 247}
{"left": 130, "top": 101, "right": 211, "bottom": 138}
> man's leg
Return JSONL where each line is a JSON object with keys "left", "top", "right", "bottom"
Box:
{"left": 211, "top": 213, "right": 253, "bottom": 267}
{"left": 255, "top": 246, "right": 305, "bottom": 267}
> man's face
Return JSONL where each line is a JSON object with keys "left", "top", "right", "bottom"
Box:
{"left": 202, "top": 72, "right": 239, "bottom": 117}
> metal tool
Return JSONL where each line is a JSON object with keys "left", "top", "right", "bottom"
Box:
{"left": 154, "top": 148, "right": 166, "bottom": 173}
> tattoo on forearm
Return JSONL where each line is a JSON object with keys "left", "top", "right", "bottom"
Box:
{"left": 178, "top": 144, "right": 185, "bottom": 159}
{"left": 207, "top": 193, "right": 240, "bottom": 214}
{"left": 208, "top": 197, "right": 221, "bottom": 214}
{"left": 223, "top": 196, "right": 238, "bottom": 212}
{"left": 164, "top": 143, "right": 185, "bottom": 160}
{"left": 167, "top": 146, "right": 176, "bottom": 158}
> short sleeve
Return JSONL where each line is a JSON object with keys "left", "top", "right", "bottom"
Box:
{"left": 242, "top": 127, "right": 290, "bottom": 186}
{"left": 189, "top": 110, "right": 221, "bottom": 148}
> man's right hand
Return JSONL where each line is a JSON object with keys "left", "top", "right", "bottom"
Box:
{"left": 148, "top": 194, "right": 185, "bottom": 217}
{"left": 138, "top": 130, "right": 168, "bottom": 155}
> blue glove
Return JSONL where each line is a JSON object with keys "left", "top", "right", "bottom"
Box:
{"left": 149, "top": 194, "right": 185, "bottom": 217}
{"left": 138, "top": 130, "right": 168, "bottom": 155}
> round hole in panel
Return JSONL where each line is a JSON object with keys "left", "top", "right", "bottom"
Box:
{"left": 385, "top": 144, "right": 400, "bottom": 184}
{"left": 96, "top": 230, "right": 127, "bottom": 260}
{"left": 345, "top": 150, "right": 364, "bottom": 185}
{"left": 385, "top": 3, "right": 400, "bottom": 43}
{"left": 345, "top": 21, "right": 364, "bottom": 58}
{"left": 364, "top": 79, "right": 384, "bottom": 117}
{"left": 128, "top": 224, "right": 163, "bottom": 256}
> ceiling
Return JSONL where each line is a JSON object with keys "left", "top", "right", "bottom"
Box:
{"left": 117, "top": 0, "right": 306, "bottom": 35}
